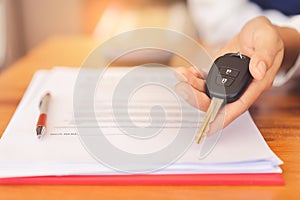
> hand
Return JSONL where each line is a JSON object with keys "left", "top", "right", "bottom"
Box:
{"left": 175, "top": 16, "right": 285, "bottom": 134}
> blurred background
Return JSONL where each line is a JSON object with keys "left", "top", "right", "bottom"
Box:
{"left": 1, "top": 0, "right": 197, "bottom": 70}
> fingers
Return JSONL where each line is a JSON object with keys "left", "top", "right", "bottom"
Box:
{"left": 176, "top": 66, "right": 203, "bottom": 79}
{"left": 189, "top": 67, "right": 204, "bottom": 78}
{"left": 238, "top": 16, "right": 284, "bottom": 80}
{"left": 175, "top": 67, "right": 206, "bottom": 92}
{"left": 174, "top": 81, "right": 211, "bottom": 111}
{"left": 174, "top": 67, "right": 210, "bottom": 111}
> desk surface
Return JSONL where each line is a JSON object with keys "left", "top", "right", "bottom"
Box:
{"left": 0, "top": 36, "right": 299, "bottom": 200}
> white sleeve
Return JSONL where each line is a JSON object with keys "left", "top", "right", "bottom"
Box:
{"left": 187, "top": 0, "right": 289, "bottom": 45}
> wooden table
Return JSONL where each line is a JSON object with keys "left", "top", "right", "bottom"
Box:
{"left": 0, "top": 36, "right": 299, "bottom": 200}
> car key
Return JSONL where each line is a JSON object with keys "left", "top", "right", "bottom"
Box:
{"left": 195, "top": 53, "right": 253, "bottom": 143}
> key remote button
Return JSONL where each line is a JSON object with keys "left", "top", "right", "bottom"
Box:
{"left": 216, "top": 75, "right": 234, "bottom": 87}
{"left": 220, "top": 67, "right": 240, "bottom": 77}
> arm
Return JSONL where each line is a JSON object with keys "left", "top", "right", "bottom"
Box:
{"left": 273, "top": 26, "right": 300, "bottom": 86}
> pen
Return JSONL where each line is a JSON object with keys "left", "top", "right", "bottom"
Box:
{"left": 36, "top": 92, "right": 51, "bottom": 139}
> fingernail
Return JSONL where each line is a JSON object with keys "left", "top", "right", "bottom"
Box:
{"left": 257, "top": 61, "right": 266, "bottom": 79}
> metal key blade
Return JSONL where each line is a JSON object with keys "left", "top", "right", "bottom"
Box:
{"left": 196, "top": 97, "right": 224, "bottom": 143}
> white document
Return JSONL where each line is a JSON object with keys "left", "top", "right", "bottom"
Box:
{"left": 0, "top": 67, "right": 283, "bottom": 178}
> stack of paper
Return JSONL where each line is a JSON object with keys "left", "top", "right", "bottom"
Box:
{"left": 0, "top": 66, "right": 283, "bottom": 185}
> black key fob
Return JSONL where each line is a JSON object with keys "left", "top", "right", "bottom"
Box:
{"left": 206, "top": 53, "right": 253, "bottom": 103}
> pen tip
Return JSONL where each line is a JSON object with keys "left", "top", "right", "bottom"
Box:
{"left": 36, "top": 126, "right": 46, "bottom": 139}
